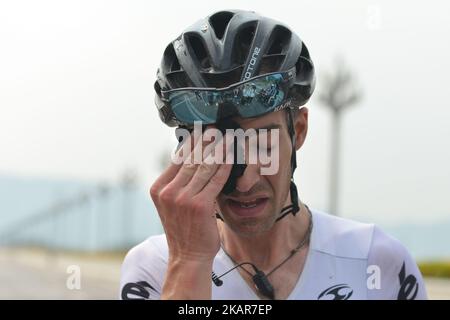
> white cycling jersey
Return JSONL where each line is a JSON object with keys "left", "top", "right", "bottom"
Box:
{"left": 120, "top": 209, "right": 427, "bottom": 300}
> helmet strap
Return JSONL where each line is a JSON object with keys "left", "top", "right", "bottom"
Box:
{"left": 276, "top": 107, "right": 300, "bottom": 222}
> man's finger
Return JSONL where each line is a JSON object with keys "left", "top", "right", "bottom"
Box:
{"left": 184, "top": 153, "right": 221, "bottom": 195}
{"left": 151, "top": 161, "right": 182, "bottom": 192}
{"left": 170, "top": 129, "right": 213, "bottom": 188}
{"left": 198, "top": 162, "right": 233, "bottom": 197}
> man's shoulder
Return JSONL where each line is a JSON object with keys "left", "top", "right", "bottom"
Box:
{"left": 311, "top": 209, "right": 414, "bottom": 263}
{"left": 311, "top": 209, "right": 375, "bottom": 259}
{"left": 119, "top": 234, "right": 168, "bottom": 295}
{"left": 119, "top": 234, "right": 168, "bottom": 299}
{"left": 123, "top": 234, "right": 168, "bottom": 264}
{"left": 310, "top": 210, "right": 426, "bottom": 299}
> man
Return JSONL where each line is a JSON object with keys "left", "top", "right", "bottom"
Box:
{"left": 120, "top": 10, "right": 427, "bottom": 300}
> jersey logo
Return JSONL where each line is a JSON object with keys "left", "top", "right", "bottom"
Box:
{"left": 318, "top": 284, "right": 353, "bottom": 300}
{"left": 121, "top": 281, "right": 157, "bottom": 300}
{"left": 397, "top": 262, "right": 418, "bottom": 300}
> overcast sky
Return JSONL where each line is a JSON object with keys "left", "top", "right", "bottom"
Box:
{"left": 1, "top": 0, "right": 449, "bottom": 224}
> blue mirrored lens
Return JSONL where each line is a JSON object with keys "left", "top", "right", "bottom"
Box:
{"left": 170, "top": 91, "right": 219, "bottom": 124}
{"left": 236, "top": 74, "right": 285, "bottom": 117}
{"left": 167, "top": 73, "right": 287, "bottom": 124}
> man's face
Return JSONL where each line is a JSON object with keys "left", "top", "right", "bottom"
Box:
{"left": 216, "top": 110, "right": 296, "bottom": 237}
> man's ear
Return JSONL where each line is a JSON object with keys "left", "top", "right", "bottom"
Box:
{"left": 294, "top": 107, "right": 308, "bottom": 151}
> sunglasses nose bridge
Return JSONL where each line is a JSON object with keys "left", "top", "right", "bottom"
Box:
{"left": 216, "top": 101, "right": 239, "bottom": 120}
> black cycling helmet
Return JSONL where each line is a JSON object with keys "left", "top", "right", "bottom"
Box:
{"left": 154, "top": 9, "right": 315, "bottom": 127}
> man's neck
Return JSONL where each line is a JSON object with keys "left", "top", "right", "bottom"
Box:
{"left": 218, "top": 201, "right": 311, "bottom": 271}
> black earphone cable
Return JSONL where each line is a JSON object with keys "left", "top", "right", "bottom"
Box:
{"left": 212, "top": 205, "right": 313, "bottom": 299}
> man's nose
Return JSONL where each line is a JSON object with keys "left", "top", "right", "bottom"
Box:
{"left": 235, "top": 163, "right": 260, "bottom": 193}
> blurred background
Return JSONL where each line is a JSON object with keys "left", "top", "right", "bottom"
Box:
{"left": 1, "top": 0, "right": 449, "bottom": 299}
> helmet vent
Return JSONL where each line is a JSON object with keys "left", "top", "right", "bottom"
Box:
{"left": 202, "top": 67, "right": 243, "bottom": 88}
{"left": 187, "top": 35, "right": 211, "bottom": 70}
{"left": 167, "top": 71, "right": 193, "bottom": 88}
{"left": 209, "top": 11, "right": 234, "bottom": 40}
{"left": 267, "top": 26, "right": 292, "bottom": 55}
{"left": 299, "top": 41, "right": 311, "bottom": 59}
{"left": 232, "top": 25, "right": 256, "bottom": 66}
{"left": 164, "top": 43, "right": 181, "bottom": 72}
{"left": 295, "top": 56, "right": 313, "bottom": 83}
{"left": 259, "top": 55, "right": 285, "bottom": 74}
{"left": 154, "top": 81, "right": 162, "bottom": 95}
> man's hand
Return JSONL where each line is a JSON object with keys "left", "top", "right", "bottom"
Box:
{"left": 149, "top": 131, "right": 232, "bottom": 299}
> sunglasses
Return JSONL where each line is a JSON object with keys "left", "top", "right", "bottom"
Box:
{"left": 158, "top": 67, "right": 296, "bottom": 126}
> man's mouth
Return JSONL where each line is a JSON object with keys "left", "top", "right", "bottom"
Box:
{"left": 226, "top": 197, "right": 269, "bottom": 217}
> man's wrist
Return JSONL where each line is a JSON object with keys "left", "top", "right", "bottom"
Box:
{"left": 162, "top": 258, "right": 214, "bottom": 299}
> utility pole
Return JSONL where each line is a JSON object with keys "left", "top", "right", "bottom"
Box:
{"left": 319, "top": 57, "right": 362, "bottom": 216}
